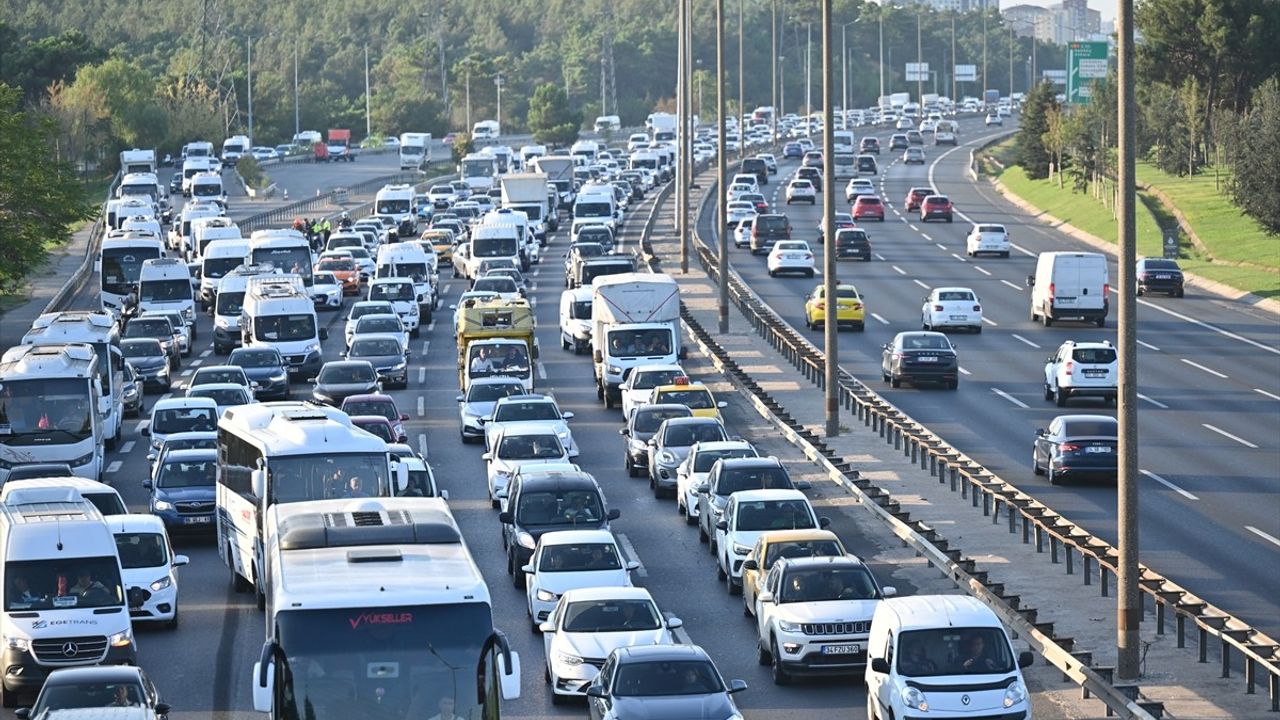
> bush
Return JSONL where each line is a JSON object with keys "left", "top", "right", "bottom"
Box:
{"left": 236, "top": 155, "right": 268, "bottom": 190}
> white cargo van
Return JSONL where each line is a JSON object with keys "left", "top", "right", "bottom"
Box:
{"left": 190, "top": 172, "right": 227, "bottom": 209}
{"left": 199, "top": 239, "right": 250, "bottom": 308}
{"left": 373, "top": 183, "right": 417, "bottom": 237}
{"left": 211, "top": 264, "right": 280, "bottom": 354}
{"left": 472, "top": 119, "right": 500, "bottom": 139}
{"left": 1027, "top": 251, "right": 1109, "bottom": 327}
{"left": 865, "top": 595, "right": 1033, "bottom": 720}
{"left": 367, "top": 277, "right": 422, "bottom": 337}
{"left": 240, "top": 277, "right": 327, "bottom": 378}
{"left": 181, "top": 157, "right": 216, "bottom": 196}
{"left": 375, "top": 243, "right": 437, "bottom": 317}
{"left": 137, "top": 258, "right": 196, "bottom": 334}
{"left": 1, "top": 479, "right": 127, "bottom": 517}
{"left": 559, "top": 287, "right": 594, "bottom": 354}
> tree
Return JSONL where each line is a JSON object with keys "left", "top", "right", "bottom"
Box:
{"left": 1222, "top": 79, "right": 1280, "bottom": 233}
{"left": 526, "top": 83, "right": 579, "bottom": 147}
{"left": 1016, "top": 81, "right": 1056, "bottom": 179}
{"left": 0, "top": 84, "right": 95, "bottom": 293}
{"left": 0, "top": 24, "right": 104, "bottom": 104}
{"left": 451, "top": 133, "right": 475, "bottom": 165}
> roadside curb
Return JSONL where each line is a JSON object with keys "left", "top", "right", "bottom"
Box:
{"left": 988, "top": 176, "right": 1280, "bottom": 317}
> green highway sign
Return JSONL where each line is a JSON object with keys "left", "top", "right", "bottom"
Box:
{"left": 1068, "top": 41, "right": 1109, "bottom": 105}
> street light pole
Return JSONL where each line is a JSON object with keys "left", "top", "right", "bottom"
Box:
{"left": 495, "top": 74, "right": 504, "bottom": 135}
{"left": 771, "top": 0, "right": 778, "bottom": 138}
{"left": 1009, "top": 26, "right": 1014, "bottom": 95}
{"left": 738, "top": 0, "right": 744, "bottom": 158}
{"left": 916, "top": 10, "right": 923, "bottom": 104}
{"left": 841, "top": 22, "right": 848, "bottom": 118}
{"left": 246, "top": 36, "right": 254, "bottom": 142}
{"left": 951, "top": 13, "right": 957, "bottom": 104}
{"left": 877, "top": 10, "right": 885, "bottom": 102}
{"left": 982, "top": 0, "right": 988, "bottom": 97}
{"left": 293, "top": 43, "right": 300, "bottom": 140}
{"left": 717, "top": 0, "right": 729, "bottom": 333}
{"left": 821, "top": 0, "right": 837, "bottom": 438}
{"left": 805, "top": 22, "right": 812, "bottom": 116}
{"left": 678, "top": 0, "right": 687, "bottom": 273}
{"left": 364, "top": 44, "right": 371, "bottom": 139}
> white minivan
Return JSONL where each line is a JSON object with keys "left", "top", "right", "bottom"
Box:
{"left": 865, "top": 595, "right": 1034, "bottom": 720}
{"left": 1027, "top": 251, "right": 1109, "bottom": 328}
{"left": 137, "top": 258, "right": 196, "bottom": 335}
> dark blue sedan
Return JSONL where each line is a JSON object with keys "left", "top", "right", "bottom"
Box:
{"left": 1033, "top": 414, "right": 1118, "bottom": 484}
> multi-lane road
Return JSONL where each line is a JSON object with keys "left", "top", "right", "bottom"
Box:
{"left": 704, "top": 116, "right": 1280, "bottom": 638}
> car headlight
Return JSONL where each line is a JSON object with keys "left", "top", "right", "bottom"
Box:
{"left": 409, "top": 304, "right": 419, "bottom": 315}
{"left": 390, "top": 360, "right": 408, "bottom": 372}
{"left": 607, "top": 365, "right": 623, "bottom": 375}
{"left": 628, "top": 438, "right": 646, "bottom": 452}
{"left": 108, "top": 629, "right": 133, "bottom": 648}
{"left": 900, "top": 686, "right": 928, "bottom": 712}
{"left": 153, "top": 500, "right": 174, "bottom": 512}
{"left": 4, "top": 635, "right": 30, "bottom": 651}
{"left": 69, "top": 452, "right": 96, "bottom": 469}
{"left": 556, "top": 652, "right": 583, "bottom": 667}
{"left": 536, "top": 589, "right": 557, "bottom": 602}
{"left": 123, "top": 385, "right": 139, "bottom": 401}
{"left": 182, "top": 307, "right": 194, "bottom": 321}
{"left": 557, "top": 430, "right": 570, "bottom": 440}
{"left": 304, "top": 342, "right": 321, "bottom": 355}
{"left": 150, "top": 576, "right": 173, "bottom": 592}
{"left": 776, "top": 619, "right": 803, "bottom": 633}
{"left": 658, "top": 451, "right": 676, "bottom": 465}
{"left": 270, "top": 371, "right": 287, "bottom": 382}
{"left": 1003, "top": 681, "right": 1027, "bottom": 708}
{"left": 517, "top": 531, "right": 536, "bottom": 549}
{"left": 733, "top": 543, "right": 752, "bottom": 556}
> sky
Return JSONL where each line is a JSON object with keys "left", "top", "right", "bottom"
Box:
{"left": 1001, "top": 0, "right": 1116, "bottom": 22}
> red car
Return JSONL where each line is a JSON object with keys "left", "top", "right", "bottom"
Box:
{"left": 852, "top": 195, "right": 886, "bottom": 222}
{"left": 904, "top": 187, "right": 933, "bottom": 213}
{"left": 342, "top": 393, "right": 410, "bottom": 442}
{"left": 920, "top": 195, "right": 954, "bottom": 223}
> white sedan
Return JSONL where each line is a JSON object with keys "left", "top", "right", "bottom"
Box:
{"left": 785, "top": 179, "right": 817, "bottom": 205}
{"left": 310, "top": 272, "right": 343, "bottom": 309}
{"left": 541, "top": 586, "right": 680, "bottom": 703}
{"left": 726, "top": 183, "right": 754, "bottom": 203}
{"left": 767, "top": 241, "right": 816, "bottom": 278}
{"left": 484, "top": 425, "right": 570, "bottom": 507}
{"left": 726, "top": 201, "right": 757, "bottom": 228}
{"left": 733, "top": 216, "right": 754, "bottom": 248}
{"left": 965, "top": 223, "right": 1011, "bottom": 257}
{"left": 523, "top": 530, "right": 638, "bottom": 630}
{"left": 921, "top": 287, "right": 984, "bottom": 333}
{"left": 844, "top": 178, "right": 875, "bottom": 202}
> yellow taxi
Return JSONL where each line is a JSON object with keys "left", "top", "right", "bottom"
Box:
{"left": 804, "top": 283, "right": 865, "bottom": 331}
{"left": 421, "top": 229, "right": 456, "bottom": 263}
{"left": 741, "top": 529, "right": 848, "bottom": 617}
{"left": 650, "top": 377, "right": 727, "bottom": 419}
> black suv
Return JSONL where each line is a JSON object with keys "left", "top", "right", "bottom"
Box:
{"left": 795, "top": 167, "right": 823, "bottom": 193}
{"left": 498, "top": 469, "right": 620, "bottom": 587}
{"left": 889, "top": 134, "right": 909, "bottom": 150}
{"left": 857, "top": 155, "right": 879, "bottom": 175}
{"left": 834, "top": 228, "right": 872, "bottom": 261}
{"left": 750, "top": 214, "right": 793, "bottom": 255}
{"left": 740, "top": 157, "right": 769, "bottom": 185}
{"left": 621, "top": 404, "right": 693, "bottom": 477}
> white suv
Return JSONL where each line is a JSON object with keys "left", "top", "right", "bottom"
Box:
{"left": 1043, "top": 340, "right": 1118, "bottom": 406}
{"left": 754, "top": 555, "right": 895, "bottom": 685}
{"left": 713, "top": 489, "right": 828, "bottom": 593}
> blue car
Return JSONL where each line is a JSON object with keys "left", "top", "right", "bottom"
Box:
{"left": 145, "top": 448, "right": 217, "bottom": 533}
{"left": 783, "top": 142, "right": 804, "bottom": 159}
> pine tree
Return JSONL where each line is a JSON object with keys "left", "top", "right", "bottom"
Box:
{"left": 1017, "top": 81, "right": 1057, "bottom": 180}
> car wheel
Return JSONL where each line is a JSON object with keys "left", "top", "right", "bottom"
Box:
{"left": 805, "top": 269, "right": 814, "bottom": 278}
{"left": 974, "top": 325, "right": 982, "bottom": 334}
{"left": 757, "top": 638, "right": 772, "bottom": 665}
{"left": 1175, "top": 289, "right": 1185, "bottom": 298}
{"left": 728, "top": 574, "right": 741, "bottom": 595}
{"left": 625, "top": 455, "right": 636, "bottom": 477}
{"left": 1137, "top": 287, "right": 1145, "bottom": 297}
{"left": 550, "top": 690, "right": 566, "bottom": 706}
{"left": 1055, "top": 387, "right": 1069, "bottom": 407}
{"left": 1042, "top": 312, "right": 1053, "bottom": 327}
{"left": 1002, "top": 251, "right": 1010, "bottom": 258}
{"left": 716, "top": 557, "right": 727, "bottom": 581}
{"left": 1095, "top": 315, "right": 1106, "bottom": 328}
{"left": 890, "top": 375, "right": 901, "bottom": 388}
{"left": 1033, "top": 448, "right": 1044, "bottom": 475}
{"left": 854, "top": 322, "right": 865, "bottom": 332}
{"left": 768, "top": 269, "right": 776, "bottom": 277}
{"left": 744, "top": 595, "right": 753, "bottom": 616}
{"left": 410, "top": 326, "right": 420, "bottom": 338}
{"left": 1044, "top": 383, "right": 1054, "bottom": 401}
{"left": 167, "top": 605, "right": 180, "bottom": 630}
{"left": 771, "top": 639, "right": 792, "bottom": 685}
{"left": 948, "top": 379, "right": 959, "bottom": 390}
{"left": 228, "top": 547, "right": 250, "bottom": 593}
{"left": 685, "top": 507, "right": 697, "bottom": 526}
{"left": 1047, "top": 465, "right": 1061, "bottom": 485}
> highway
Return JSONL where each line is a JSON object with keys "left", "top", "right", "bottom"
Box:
{"left": 700, "top": 116, "right": 1280, "bottom": 637}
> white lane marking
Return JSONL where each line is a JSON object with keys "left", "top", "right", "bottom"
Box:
{"left": 874, "top": 253, "right": 886, "bottom": 261}
{"left": 441, "top": 283, "right": 451, "bottom": 295}
{"left": 537, "top": 362, "right": 548, "bottom": 380}
{"left": 1011, "top": 334, "right": 1040, "bottom": 348}
{"left": 1010, "top": 243, "right": 1037, "bottom": 258}
{"left": 180, "top": 369, "right": 193, "bottom": 377}
{"left": 958, "top": 366, "right": 971, "bottom": 376}
{"left": 1137, "top": 393, "right": 1169, "bottom": 409}
{"left": 1137, "top": 339, "right": 1161, "bottom": 352}
{"left": 191, "top": 359, "right": 203, "bottom": 367}
{"left": 921, "top": 233, "right": 932, "bottom": 241}
{"left": 615, "top": 533, "right": 649, "bottom": 578}
{"left": 106, "top": 461, "right": 122, "bottom": 474}
{"left": 530, "top": 296, "right": 538, "bottom": 309}
{"left": 892, "top": 265, "right": 906, "bottom": 275}
{"left": 913, "top": 279, "right": 930, "bottom": 290}
{"left": 1181, "top": 358, "right": 1228, "bottom": 379}
{"left": 1001, "top": 279, "right": 1023, "bottom": 291}
{"left": 200, "top": 349, "right": 212, "bottom": 358}
{"left": 418, "top": 433, "right": 430, "bottom": 458}
{"left": 1141, "top": 298, "right": 1280, "bottom": 356}
{"left": 992, "top": 388, "right": 1029, "bottom": 409}
{"left": 1246, "top": 525, "right": 1280, "bottom": 548}
{"left": 936, "top": 243, "right": 947, "bottom": 250}
{"left": 1140, "top": 469, "right": 1198, "bottom": 501}
{"left": 422, "top": 340, "right": 430, "bottom": 356}
{"left": 974, "top": 265, "right": 992, "bottom": 276}
{"left": 950, "top": 253, "right": 968, "bottom": 263}
{"left": 870, "top": 313, "right": 890, "bottom": 325}
{"left": 908, "top": 224, "right": 919, "bottom": 232}
{"left": 1255, "top": 388, "right": 1280, "bottom": 401}
{"left": 417, "top": 396, "right": 425, "bottom": 417}
{"left": 1202, "top": 423, "right": 1258, "bottom": 449}
{"left": 981, "top": 317, "right": 998, "bottom": 326}
{"left": 427, "top": 321, "right": 436, "bottom": 333}
{"left": 417, "top": 367, "right": 426, "bottom": 384}
{"left": 134, "top": 421, "right": 147, "bottom": 434}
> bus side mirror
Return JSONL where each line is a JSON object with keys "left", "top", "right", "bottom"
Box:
{"left": 500, "top": 650, "right": 522, "bottom": 700}
{"left": 251, "top": 469, "right": 266, "bottom": 498}
{"left": 394, "top": 462, "right": 409, "bottom": 493}
{"left": 253, "top": 643, "right": 275, "bottom": 712}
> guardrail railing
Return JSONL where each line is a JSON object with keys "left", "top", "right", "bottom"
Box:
{"left": 657, "top": 165, "right": 1277, "bottom": 716}
{"left": 46, "top": 171, "right": 122, "bottom": 314}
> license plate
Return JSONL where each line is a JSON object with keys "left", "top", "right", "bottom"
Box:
{"left": 821, "top": 644, "right": 861, "bottom": 655}
{"left": 1085, "top": 446, "right": 1113, "bottom": 454}
{"left": 183, "top": 516, "right": 212, "bottom": 524}
{"left": 1155, "top": 274, "right": 1170, "bottom": 279}
{"left": 1084, "top": 370, "right": 1105, "bottom": 377}
{"left": 917, "top": 356, "right": 938, "bottom": 363}
{"left": 1057, "top": 297, "right": 1076, "bottom": 304}
{"left": 949, "top": 315, "right": 966, "bottom": 320}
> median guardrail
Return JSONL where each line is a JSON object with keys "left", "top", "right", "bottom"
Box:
{"left": 654, "top": 165, "right": 1277, "bottom": 716}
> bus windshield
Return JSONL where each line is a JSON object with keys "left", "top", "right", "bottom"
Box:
{"left": 274, "top": 603, "right": 496, "bottom": 720}
{"left": 252, "top": 247, "right": 313, "bottom": 284}
{"left": 139, "top": 279, "right": 191, "bottom": 302}
{"left": 462, "top": 160, "right": 495, "bottom": 178}
{"left": 0, "top": 377, "right": 93, "bottom": 445}
{"left": 203, "top": 257, "right": 243, "bottom": 280}
{"left": 267, "top": 453, "right": 391, "bottom": 504}
{"left": 101, "top": 246, "right": 162, "bottom": 295}
{"left": 376, "top": 200, "right": 411, "bottom": 215}
{"left": 472, "top": 237, "right": 518, "bottom": 259}
{"left": 5, "top": 557, "right": 124, "bottom": 611}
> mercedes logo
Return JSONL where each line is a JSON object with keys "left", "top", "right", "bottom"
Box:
{"left": 61, "top": 642, "right": 78, "bottom": 657}
{"left": 961, "top": 694, "right": 971, "bottom": 706}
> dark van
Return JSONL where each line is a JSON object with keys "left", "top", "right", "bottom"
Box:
{"left": 740, "top": 157, "right": 769, "bottom": 185}
{"left": 750, "top": 214, "right": 793, "bottom": 255}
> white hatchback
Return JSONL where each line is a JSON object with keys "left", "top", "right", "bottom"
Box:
{"left": 110, "top": 513, "right": 188, "bottom": 628}
{"left": 727, "top": 200, "right": 758, "bottom": 228}
{"left": 921, "top": 287, "right": 984, "bottom": 333}
{"left": 619, "top": 364, "right": 686, "bottom": 419}
{"left": 767, "top": 241, "right": 816, "bottom": 278}
{"left": 965, "top": 223, "right": 1011, "bottom": 257}
{"left": 785, "top": 179, "right": 816, "bottom": 205}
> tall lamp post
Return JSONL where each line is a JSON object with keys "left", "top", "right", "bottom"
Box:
{"left": 840, "top": 21, "right": 858, "bottom": 119}
{"left": 495, "top": 74, "right": 505, "bottom": 135}
{"left": 821, "top": 0, "right": 837, "bottom": 437}
{"left": 716, "top": 0, "right": 729, "bottom": 333}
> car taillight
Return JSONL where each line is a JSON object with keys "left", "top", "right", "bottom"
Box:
{"left": 973, "top": 304, "right": 982, "bottom": 312}
{"left": 1104, "top": 283, "right": 1111, "bottom": 296}
{"left": 1060, "top": 443, "right": 1081, "bottom": 452}
{"left": 1048, "top": 282, "right": 1055, "bottom": 300}
{"left": 1140, "top": 272, "right": 1150, "bottom": 280}
{"left": 1063, "top": 360, "right": 1073, "bottom": 375}
{"left": 815, "top": 301, "right": 825, "bottom": 310}
{"left": 803, "top": 253, "right": 812, "bottom": 260}
{"left": 933, "top": 304, "right": 944, "bottom": 311}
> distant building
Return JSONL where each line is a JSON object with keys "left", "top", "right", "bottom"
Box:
{"left": 1000, "top": 0, "right": 1100, "bottom": 44}
{"left": 1003, "top": 4, "right": 1050, "bottom": 38}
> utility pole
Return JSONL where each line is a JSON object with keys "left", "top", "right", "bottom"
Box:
{"left": 601, "top": 58, "right": 608, "bottom": 117}
{"left": 805, "top": 23, "right": 812, "bottom": 117}
{"left": 878, "top": 9, "right": 885, "bottom": 102}
{"left": 779, "top": 55, "right": 785, "bottom": 117}
{"left": 495, "top": 74, "right": 504, "bottom": 135}
{"left": 465, "top": 66, "right": 472, "bottom": 135}
{"left": 738, "top": 0, "right": 744, "bottom": 157}
{"left": 1117, "top": 0, "right": 1140, "bottom": 683}
{"left": 717, "top": 0, "right": 729, "bottom": 333}
{"left": 678, "top": 0, "right": 687, "bottom": 272}
{"left": 821, "top": 0, "right": 837, "bottom": 438}
{"left": 841, "top": 23, "right": 848, "bottom": 117}
{"left": 1009, "top": 26, "right": 1015, "bottom": 95}
{"left": 293, "top": 43, "right": 300, "bottom": 140}
{"left": 364, "top": 44, "right": 371, "bottom": 139}
{"left": 916, "top": 11, "right": 923, "bottom": 104}
{"left": 246, "top": 36, "right": 254, "bottom": 142}
{"left": 771, "top": 0, "right": 778, "bottom": 139}
{"left": 982, "top": 0, "right": 988, "bottom": 97}
{"left": 951, "top": 13, "right": 957, "bottom": 103}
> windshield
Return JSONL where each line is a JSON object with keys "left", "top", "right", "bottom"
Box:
{"left": 764, "top": 539, "right": 844, "bottom": 569}
{"left": 204, "top": 257, "right": 243, "bottom": 280}
{"left": 193, "top": 369, "right": 244, "bottom": 385}
{"left": 657, "top": 389, "right": 714, "bottom": 409}
{"left": 576, "top": 202, "right": 611, "bottom": 219}
{"left": 937, "top": 291, "right": 975, "bottom": 301}
{"left": 1073, "top": 347, "right": 1117, "bottom": 364}
{"left": 255, "top": 314, "right": 317, "bottom": 342}
{"left": 606, "top": 329, "right": 671, "bottom": 359}
{"left": 193, "top": 182, "right": 222, "bottom": 197}
{"left": 376, "top": 200, "right": 411, "bottom": 215}
{"left": 5, "top": 557, "right": 124, "bottom": 611}
{"left": 191, "top": 388, "right": 248, "bottom": 407}
{"left": 897, "top": 627, "right": 1015, "bottom": 677}
{"left": 252, "top": 247, "right": 313, "bottom": 283}
{"left": 392, "top": 262, "right": 429, "bottom": 281}
{"left": 717, "top": 466, "right": 791, "bottom": 494}
{"left": 351, "top": 304, "right": 393, "bottom": 320}
{"left": 467, "top": 345, "right": 529, "bottom": 379}
{"left": 472, "top": 237, "right": 519, "bottom": 259}
{"left": 494, "top": 401, "right": 558, "bottom": 422}
{"left": 343, "top": 400, "right": 397, "bottom": 421}
{"left": 139, "top": 279, "right": 191, "bottom": 302}
{"left": 581, "top": 262, "right": 632, "bottom": 286}
{"left": 539, "top": 543, "right": 621, "bottom": 572}
{"left": 152, "top": 407, "right": 217, "bottom": 434}
{"left": 899, "top": 334, "right": 952, "bottom": 350}
{"left": 158, "top": 457, "right": 216, "bottom": 488}
{"left": 351, "top": 339, "right": 403, "bottom": 357}
{"left": 734, "top": 499, "right": 815, "bottom": 531}
{"left": 570, "top": 301, "right": 592, "bottom": 320}
{"left": 357, "top": 317, "right": 403, "bottom": 335}
{"left": 318, "top": 259, "right": 355, "bottom": 272}
{"left": 693, "top": 448, "right": 754, "bottom": 472}
{"left": 614, "top": 659, "right": 724, "bottom": 697}
{"left": 633, "top": 409, "right": 689, "bottom": 434}
{"left": 274, "top": 603, "right": 496, "bottom": 720}
{"left": 122, "top": 341, "right": 163, "bottom": 359}
{"left": 357, "top": 421, "right": 395, "bottom": 443}
{"left": 268, "top": 453, "right": 392, "bottom": 504}
{"left": 318, "top": 364, "right": 376, "bottom": 384}
{"left": 780, "top": 566, "right": 880, "bottom": 602}
{"left": 1063, "top": 420, "right": 1117, "bottom": 437}
{"left": 462, "top": 159, "right": 495, "bottom": 177}
{"left": 0, "top": 378, "right": 93, "bottom": 444}
{"left": 370, "top": 283, "right": 416, "bottom": 302}
{"left": 216, "top": 290, "right": 246, "bottom": 316}
{"left": 631, "top": 370, "right": 683, "bottom": 391}
{"left": 562, "top": 599, "right": 661, "bottom": 632}
{"left": 497, "top": 434, "right": 563, "bottom": 460}
{"left": 465, "top": 382, "right": 524, "bottom": 404}
{"left": 473, "top": 278, "right": 518, "bottom": 294}
{"left": 31, "top": 680, "right": 147, "bottom": 712}
{"left": 662, "top": 423, "right": 727, "bottom": 447}
{"left": 125, "top": 318, "right": 172, "bottom": 339}
{"left": 101, "top": 246, "right": 162, "bottom": 294}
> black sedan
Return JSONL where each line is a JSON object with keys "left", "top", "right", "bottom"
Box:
{"left": 587, "top": 644, "right": 747, "bottom": 720}
{"left": 1033, "top": 414, "right": 1118, "bottom": 484}
{"left": 343, "top": 333, "right": 409, "bottom": 389}
{"left": 881, "top": 331, "right": 959, "bottom": 389}
{"left": 228, "top": 347, "right": 290, "bottom": 400}
{"left": 1136, "top": 258, "right": 1185, "bottom": 297}
{"left": 122, "top": 338, "right": 171, "bottom": 393}
{"left": 310, "top": 360, "right": 380, "bottom": 406}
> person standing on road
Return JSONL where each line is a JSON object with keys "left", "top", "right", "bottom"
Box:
{"left": 321, "top": 217, "right": 333, "bottom": 245}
